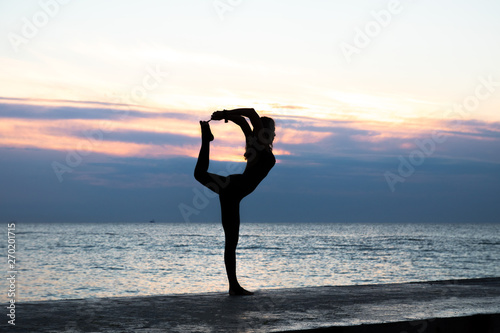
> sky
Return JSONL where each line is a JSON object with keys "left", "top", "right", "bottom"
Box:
{"left": 1, "top": 0, "right": 499, "bottom": 223}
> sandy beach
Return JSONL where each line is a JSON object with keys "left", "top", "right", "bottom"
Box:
{"left": 4, "top": 277, "right": 500, "bottom": 332}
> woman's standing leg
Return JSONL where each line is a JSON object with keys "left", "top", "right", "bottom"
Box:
{"left": 220, "top": 195, "right": 239, "bottom": 289}
{"left": 220, "top": 194, "right": 253, "bottom": 295}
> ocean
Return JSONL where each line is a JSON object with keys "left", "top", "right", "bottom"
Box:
{"left": 2, "top": 222, "right": 499, "bottom": 302}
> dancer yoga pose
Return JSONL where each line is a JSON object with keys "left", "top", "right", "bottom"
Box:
{"left": 194, "top": 108, "right": 276, "bottom": 295}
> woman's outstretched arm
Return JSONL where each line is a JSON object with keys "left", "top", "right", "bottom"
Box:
{"left": 212, "top": 108, "right": 263, "bottom": 133}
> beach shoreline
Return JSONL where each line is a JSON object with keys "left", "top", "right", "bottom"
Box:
{"left": 6, "top": 277, "right": 500, "bottom": 332}
{"left": 276, "top": 313, "right": 500, "bottom": 332}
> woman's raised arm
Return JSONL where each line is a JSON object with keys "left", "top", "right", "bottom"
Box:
{"left": 212, "top": 108, "right": 263, "bottom": 134}
{"left": 227, "top": 114, "right": 252, "bottom": 138}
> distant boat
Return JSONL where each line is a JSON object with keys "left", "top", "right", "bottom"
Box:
{"left": 149, "top": 219, "right": 155, "bottom": 223}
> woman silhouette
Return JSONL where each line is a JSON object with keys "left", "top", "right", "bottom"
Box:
{"left": 194, "top": 108, "right": 276, "bottom": 295}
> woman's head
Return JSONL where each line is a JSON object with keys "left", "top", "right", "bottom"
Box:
{"left": 260, "top": 116, "right": 276, "bottom": 145}
{"left": 244, "top": 116, "right": 275, "bottom": 160}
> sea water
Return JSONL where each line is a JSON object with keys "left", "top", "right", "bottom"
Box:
{"left": 1, "top": 222, "right": 499, "bottom": 302}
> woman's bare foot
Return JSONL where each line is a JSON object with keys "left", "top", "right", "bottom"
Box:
{"left": 200, "top": 121, "right": 214, "bottom": 142}
{"left": 229, "top": 287, "right": 254, "bottom": 296}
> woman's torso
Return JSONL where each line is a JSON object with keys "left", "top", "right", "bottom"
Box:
{"left": 243, "top": 144, "right": 275, "bottom": 184}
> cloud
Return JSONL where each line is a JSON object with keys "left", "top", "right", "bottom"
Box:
{"left": 1, "top": 100, "right": 500, "bottom": 223}
{"left": 70, "top": 129, "right": 199, "bottom": 147}
{"left": 0, "top": 101, "right": 205, "bottom": 159}
{"left": 2, "top": 136, "right": 500, "bottom": 223}
{"left": 269, "top": 103, "right": 307, "bottom": 110}
{"left": 2, "top": 101, "right": 500, "bottom": 165}
{"left": 0, "top": 99, "right": 192, "bottom": 121}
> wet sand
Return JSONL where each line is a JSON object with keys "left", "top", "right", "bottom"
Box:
{"left": 6, "top": 277, "right": 500, "bottom": 332}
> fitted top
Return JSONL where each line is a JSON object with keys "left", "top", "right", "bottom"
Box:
{"left": 243, "top": 140, "right": 276, "bottom": 187}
